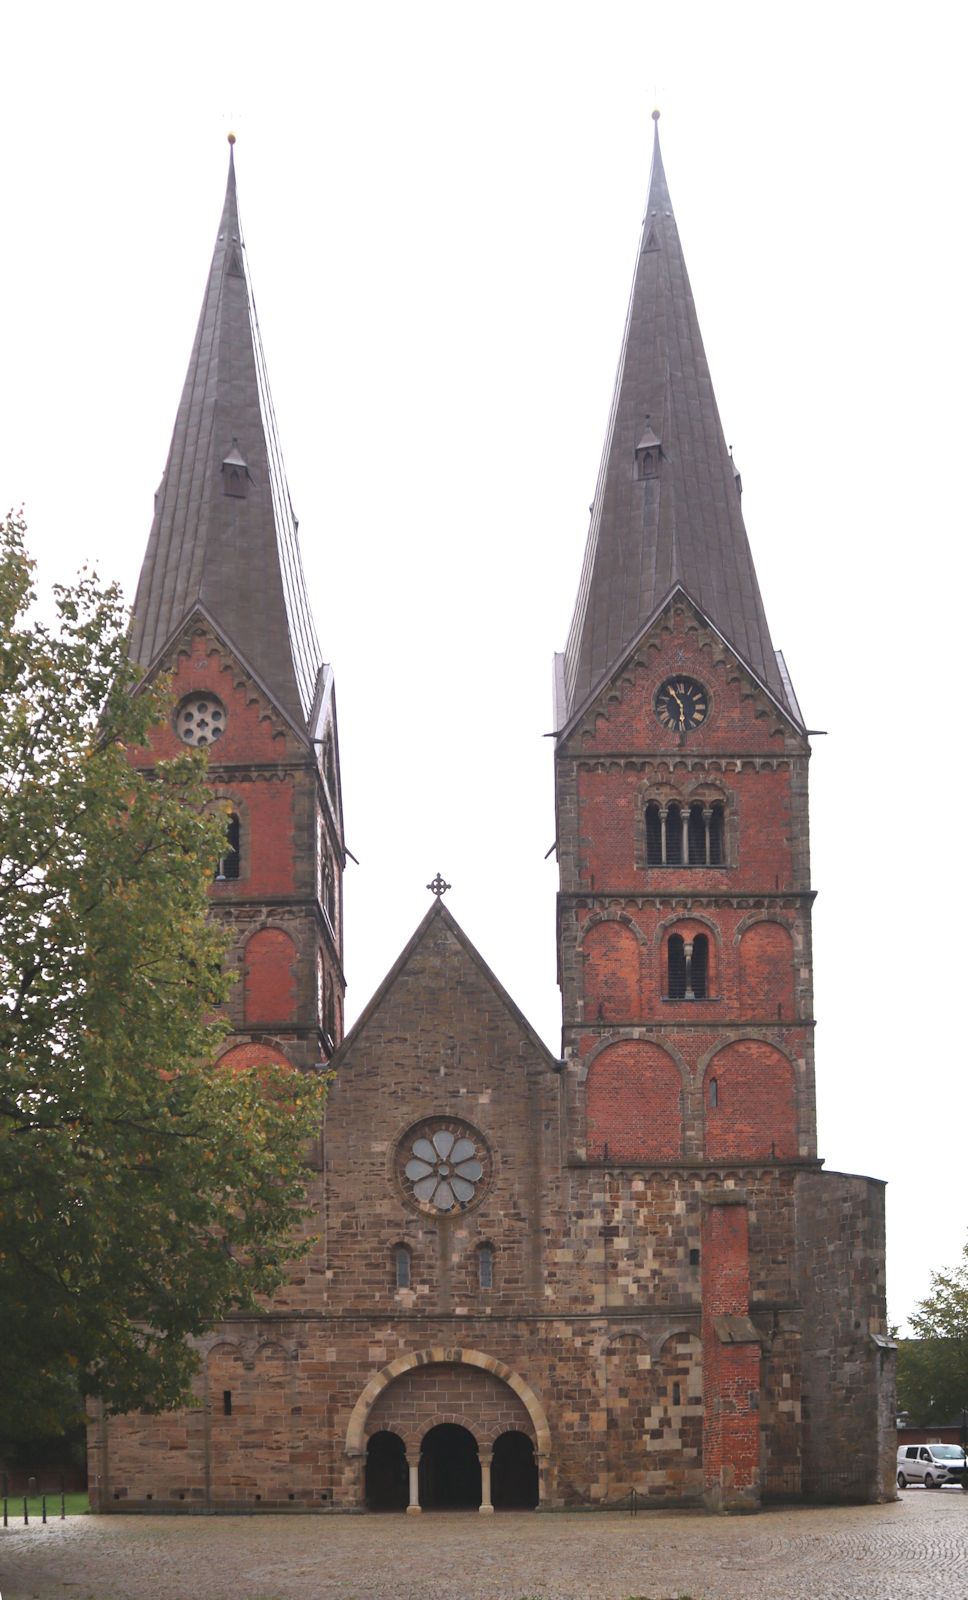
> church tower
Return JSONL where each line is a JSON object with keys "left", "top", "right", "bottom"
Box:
{"left": 554, "top": 117, "right": 889, "bottom": 1509}
{"left": 96, "top": 127, "right": 892, "bottom": 1518}
{"left": 128, "top": 141, "right": 344, "bottom": 1076}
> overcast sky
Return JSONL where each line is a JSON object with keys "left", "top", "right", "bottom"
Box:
{"left": 3, "top": 1, "right": 966, "bottom": 1335}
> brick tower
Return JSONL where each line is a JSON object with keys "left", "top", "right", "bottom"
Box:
{"left": 553, "top": 116, "right": 889, "bottom": 1509}
{"left": 127, "top": 141, "right": 344, "bottom": 1077}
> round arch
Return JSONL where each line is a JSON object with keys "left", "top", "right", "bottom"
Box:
{"left": 576, "top": 909, "right": 647, "bottom": 948}
{"left": 576, "top": 1029, "right": 689, "bottom": 1090}
{"left": 345, "top": 1348, "right": 552, "bottom": 1457}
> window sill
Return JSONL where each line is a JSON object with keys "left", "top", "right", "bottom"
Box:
{"left": 642, "top": 863, "right": 730, "bottom": 871}
{"left": 661, "top": 996, "right": 721, "bottom": 1004}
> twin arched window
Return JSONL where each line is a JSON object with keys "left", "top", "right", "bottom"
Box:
{"left": 645, "top": 800, "right": 725, "bottom": 866}
{"left": 392, "top": 1243, "right": 494, "bottom": 1291}
{"left": 667, "top": 933, "right": 709, "bottom": 1000}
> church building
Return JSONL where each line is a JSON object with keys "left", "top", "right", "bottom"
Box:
{"left": 88, "top": 122, "right": 896, "bottom": 1513}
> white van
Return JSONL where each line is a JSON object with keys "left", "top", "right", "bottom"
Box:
{"left": 896, "top": 1442, "right": 967, "bottom": 1488}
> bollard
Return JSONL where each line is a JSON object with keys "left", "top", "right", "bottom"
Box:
{"left": 3, "top": 1496, "right": 7, "bottom": 1527}
{"left": 42, "top": 1493, "right": 47, "bottom": 1524}
{"left": 23, "top": 1495, "right": 29, "bottom": 1525}
{"left": 61, "top": 1488, "right": 66, "bottom": 1520}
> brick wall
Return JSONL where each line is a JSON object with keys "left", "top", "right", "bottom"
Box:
{"left": 701, "top": 1196, "right": 760, "bottom": 1510}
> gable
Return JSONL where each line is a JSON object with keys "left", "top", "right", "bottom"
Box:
{"left": 128, "top": 610, "right": 313, "bottom": 768}
{"left": 558, "top": 592, "right": 809, "bottom": 762}
{"left": 332, "top": 903, "right": 557, "bottom": 1082}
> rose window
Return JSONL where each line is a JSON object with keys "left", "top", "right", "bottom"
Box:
{"left": 175, "top": 693, "right": 226, "bottom": 748}
{"left": 404, "top": 1129, "right": 484, "bottom": 1212}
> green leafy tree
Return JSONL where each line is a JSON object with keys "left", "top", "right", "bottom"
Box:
{"left": 896, "top": 1238, "right": 968, "bottom": 1427}
{"left": 0, "top": 513, "right": 327, "bottom": 1440}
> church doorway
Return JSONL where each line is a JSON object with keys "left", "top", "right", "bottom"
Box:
{"left": 419, "top": 1423, "right": 481, "bottom": 1509}
{"left": 492, "top": 1429, "right": 539, "bottom": 1509}
{"left": 365, "top": 1430, "right": 409, "bottom": 1510}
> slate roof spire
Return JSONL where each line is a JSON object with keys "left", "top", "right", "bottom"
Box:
{"left": 558, "top": 114, "right": 796, "bottom": 728}
{"left": 130, "top": 138, "right": 323, "bottom": 733}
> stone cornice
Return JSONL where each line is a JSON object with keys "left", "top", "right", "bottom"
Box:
{"left": 558, "top": 891, "right": 816, "bottom": 909}
{"left": 558, "top": 752, "right": 802, "bottom": 771}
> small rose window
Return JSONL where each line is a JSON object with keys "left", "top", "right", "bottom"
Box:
{"left": 175, "top": 693, "right": 226, "bottom": 748}
{"left": 404, "top": 1130, "right": 484, "bottom": 1211}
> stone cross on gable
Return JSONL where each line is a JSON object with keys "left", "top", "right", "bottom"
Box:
{"left": 426, "top": 872, "right": 451, "bottom": 899}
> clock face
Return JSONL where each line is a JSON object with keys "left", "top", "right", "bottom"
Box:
{"left": 654, "top": 676, "right": 708, "bottom": 733}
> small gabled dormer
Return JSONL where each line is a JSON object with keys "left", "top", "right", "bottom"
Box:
{"left": 635, "top": 421, "right": 661, "bottom": 481}
{"left": 221, "top": 438, "right": 250, "bottom": 498}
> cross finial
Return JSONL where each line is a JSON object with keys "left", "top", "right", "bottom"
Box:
{"left": 427, "top": 872, "right": 451, "bottom": 899}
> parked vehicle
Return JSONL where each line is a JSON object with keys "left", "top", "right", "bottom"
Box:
{"left": 897, "top": 1443, "right": 968, "bottom": 1489}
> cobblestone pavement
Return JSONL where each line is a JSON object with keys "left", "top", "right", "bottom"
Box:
{"left": 2, "top": 1492, "right": 967, "bottom": 1600}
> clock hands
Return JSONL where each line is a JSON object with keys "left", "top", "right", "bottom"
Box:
{"left": 667, "top": 686, "right": 685, "bottom": 730}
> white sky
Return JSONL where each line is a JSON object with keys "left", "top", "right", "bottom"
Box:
{"left": 3, "top": 1, "right": 966, "bottom": 1336}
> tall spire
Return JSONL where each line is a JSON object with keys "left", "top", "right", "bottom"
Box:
{"left": 129, "top": 139, "right": 322, "bottom": 732}
{"left": 559, "top": 115, "right": 794, "bottom": 727}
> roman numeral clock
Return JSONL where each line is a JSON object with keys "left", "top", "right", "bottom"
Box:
{"left": 654, "top": 675, "right": 708, "bottom": 733}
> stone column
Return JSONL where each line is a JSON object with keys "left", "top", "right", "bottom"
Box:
{"left": 406, "top": 1458, "right": 421, "bottom": 1515}
{"left": 479, "top": 1453, "right": 494, "bottom": 1515}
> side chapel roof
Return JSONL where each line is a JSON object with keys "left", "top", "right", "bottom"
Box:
{"left": 129, "top": 142, "right": 323, "bottom": 732}
{"left": 558, "top": 116, "right": 797, "bottom": 729}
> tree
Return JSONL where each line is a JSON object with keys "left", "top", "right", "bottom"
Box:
{"left": 0, "top": 513, "right": 327, "bottom": 1440}
{"left": 896, "top": 1238, "right": 968, "bottom": 1427}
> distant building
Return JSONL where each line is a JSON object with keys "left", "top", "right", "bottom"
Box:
{"left": 89, "top": 123, "right": 895, "bottom": 1513}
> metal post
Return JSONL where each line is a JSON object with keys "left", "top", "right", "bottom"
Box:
{"left": 42, "top": 1494, "right": 47, "bottom": 1524}
{"left": 23, "top": 1495, "right": 28, "bottom": 1524}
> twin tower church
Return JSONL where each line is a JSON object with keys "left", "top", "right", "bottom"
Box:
{"left": 88, "top": 126, "right": 895, "bottom": 1513}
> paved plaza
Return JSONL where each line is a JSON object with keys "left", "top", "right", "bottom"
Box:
{"left": 2, "top": 1491, "right": 966, "bottom": 1600}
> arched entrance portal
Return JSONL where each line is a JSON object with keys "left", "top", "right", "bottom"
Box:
{"left": 492, "top": 1429, "right": 539, "bottom": 1509}
{"left": 419, "top": 1423, "right": 481, "bottom": 1509}
{"left": 348, "top": 1348, "right": 552, "bottom": 1512}
{"left": 365, "top": 1430, "right": 408, "bottom": 1511}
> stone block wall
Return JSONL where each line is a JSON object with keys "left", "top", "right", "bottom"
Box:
{"left": 796, "top": 1169, "right": 895, "bottom": 1502}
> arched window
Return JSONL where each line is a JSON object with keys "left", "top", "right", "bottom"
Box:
{"left": 645, "top": 801, "right": 663, "bottom": 864}
{"left": 668, "top": 934, "right": 687, "bottom": 998}
{"left": 394, "top": 1245, "right": 411, "bottom": 1290}
{"left": 691, "top": 934, "right": 708, "bottom": 999}
{"left": 478, "top": 1243, "right": 494, "bottom": 1291}
{"left": 645, "top": 798, "right": 726, "bottom": 866}
{"left": 215, "top": 812, "right": 241, "bottom": 881}
{"left": 667, "top": 932, "right": 709, "bottom": 1000}
{"left": 709, "top": 1076, "right": 719, "bottom": 1108}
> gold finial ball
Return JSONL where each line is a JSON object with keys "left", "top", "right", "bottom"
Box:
{"left": 227, "top": 131, "right": 237, "bottom": 145}
{"left": 652, "top": 108, "right": 661, "bottom": 122}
